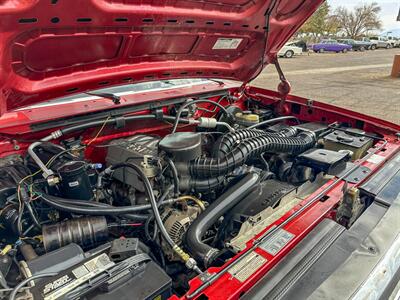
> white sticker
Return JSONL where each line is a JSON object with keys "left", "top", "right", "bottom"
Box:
{"left": 212, "top": 38, "right": 242, "bottom": 50}
{"left": 259, "top": 228, "right": 295, "bottom": 256}
{"left": 367, "top": 154, "right": 385, "bottom": 164}
{"left": 228, "top": 252, "right": 266, "bottom": 282}
{"left": 68, "top": 181, "right": 79, "bottom": 187}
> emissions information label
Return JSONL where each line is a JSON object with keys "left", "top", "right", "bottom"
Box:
{"left": 212, "top": 38, "right": 243, "bottom": 50}
{"left": 259, "top": 228, "right": 295, "bottom": 256}
{"left": 43, "top": 253, "right": 115, "bottom": 300}
{"left": 228, "top": 252, "right": 266, "bottom": 282}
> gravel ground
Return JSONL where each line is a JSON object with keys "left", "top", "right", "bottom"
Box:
{"left": 252, "top": 48, "right": 400, "bottom": 124}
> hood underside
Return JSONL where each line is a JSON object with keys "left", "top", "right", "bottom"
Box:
{"left": 0, "top": 0, "right": 323, "bottom": 114}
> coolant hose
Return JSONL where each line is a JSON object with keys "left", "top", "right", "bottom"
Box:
{"left": 185, "top": 172, "right": 260, "bottom": 267}
{"left": 217, "top": 127, "right": 298, "bottom": 156}
{"left": 190, "top": 131, "right": 316, "bottom": 178}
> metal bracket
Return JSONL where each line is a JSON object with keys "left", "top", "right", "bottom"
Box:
{"left": 336, "top": 162, "right": 371, "bottom": 184}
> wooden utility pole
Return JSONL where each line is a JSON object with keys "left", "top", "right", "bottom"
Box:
{"left": 391, "top": 8, "right": 400, "bottom": 78}
{"left": 392, "top": 55, "right": 400, "bottom": 78}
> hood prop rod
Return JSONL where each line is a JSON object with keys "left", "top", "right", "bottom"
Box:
{"left": 239, "top": 0, "right": 277, "bottom": 92}
{"left": 273, "top": 58, "right": 292, "bottom": 113}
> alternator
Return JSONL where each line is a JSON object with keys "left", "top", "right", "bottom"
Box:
{"left": 161, "top": 205, "right": 202, "bottom": 261}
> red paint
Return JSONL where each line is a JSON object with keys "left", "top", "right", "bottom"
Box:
{"left": 179, "top": 140, "right": 400, "bottom": 299}
{"left": 0, "top": 0, "right": 324, "bottom": 114}
{"left": 0, "top": 2, "right": 399, "bottom": 297}
{"left": 0, "top": 81, "right": 398, "bottom": 299}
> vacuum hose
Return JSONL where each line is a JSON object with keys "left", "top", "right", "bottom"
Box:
{"left": 185, "top": 173, "right": 260, "bottom": 267}
{"left": 190, "top": 131, "right": 316, "bottom": 178}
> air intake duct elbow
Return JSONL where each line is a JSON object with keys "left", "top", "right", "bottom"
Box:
{"left": 190, "top": 131, "right": 316, "bottom": 178}
{"left": 185, "top": 173, "right": 260, "bottom": 267}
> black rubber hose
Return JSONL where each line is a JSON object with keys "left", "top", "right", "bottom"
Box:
{"left": 165, "top": 157, "right": 180, "bottom": 196}
{"left": 24, "top": 201, "right": 42, "bottom": 230}
{"left": 37, "top": 192, "right": 173, "bottom": 216}
{"left": 190, "top": 131, "right": 316, "bottom": 178}
{"left": 9, "top": 272, "right": 58, "bottom": 300}
{"left": 185, "top": 173, "right": 260, "bottom": 266}
{"left": 189, "top": 176, "right": 225, "bottom": 192}
{"left": 247, "top": 116, "right": 300, "bottom": 129}
{"left": 54, "top": 198, "right": 150, "bottom": 220}
{"left": 113, "top": 163, "right": 176, "bottom": 249}
{"left": 217, "top": 127, "right": 298, "bottom": 156}
{"left": 61, "top": 115, "right": 157, "bottom": 135}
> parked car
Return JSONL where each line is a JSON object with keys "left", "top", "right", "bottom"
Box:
{"left": 360, "top": 37, "right": 378, "bottom": 50}
{"left": 312, "top": 39, "right": 352, "bottom": 53}
{"left": 338, "top": 39, "right": 370, "bottom": 51}
{"left": 369, "top": 36, "right": 392, "bottom": 49}
{"left": 1, "top": 1, "right": 400, "bottom": 300}
{"left": 386, "top": 36, "right": 400, "bottom": 48}
{"left": 287, "top": 40, "right": 308, "bottom": 52}
{"left": 278, "top": 43, "right": 303, "bottom": 58}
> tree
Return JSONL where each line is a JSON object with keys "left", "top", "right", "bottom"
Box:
{"left": 298, "top": 2, "right": 330, "bottom": 36}
{"left": 297, "top": 2, "right": 340, "bottom": 38}
{"left": 333, "top": 3, "right": 382, "bottom": 38}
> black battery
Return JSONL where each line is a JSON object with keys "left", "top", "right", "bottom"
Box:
{"left": 29, "top": 250, "right": 171, "bottom": 300}
{"left": 90, "top": 260, "right": 172, "bottom": 300}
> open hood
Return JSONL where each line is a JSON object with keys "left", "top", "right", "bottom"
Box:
{"left": 0, "top": 0, "right": 323, "bottom": 114}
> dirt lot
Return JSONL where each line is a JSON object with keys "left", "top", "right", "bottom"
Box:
{"left": 252, "top": 48, "right": 400, "bottom": 124}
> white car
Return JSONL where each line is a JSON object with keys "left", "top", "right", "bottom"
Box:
{"left": 386, "top": 36, "right": 400, "bottom": 48}
{"left": 278, "top": 43, "right": 303, "bottom": 58}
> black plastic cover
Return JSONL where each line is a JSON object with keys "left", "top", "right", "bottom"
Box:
{"left": 295, "top": 148, "right": 349, "bottom": 174}
{"left": 90, "top": 261, "right": 172, "bottom": 300}
{"left": 109, "top": 238, "right": 139, "bottom": 262}
{"left": 58, "top": 161, "right": 94, "bottom": 200}
{"left": 27, "top": 243, "right": 85, "bottom": 276}
{"left": 324, "top": 130, "right": 372, "bottom": 148}
{"left": 106, "top": 135, "right": 160, "bottom": 191}
{"left": 159, "top": 132, "right": 202, "bottom": 162}
{"left": 360, "top": 151, "right": 400, "bottom": 206}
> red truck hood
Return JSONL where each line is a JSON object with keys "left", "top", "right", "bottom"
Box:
{"left": 0, "top": 0, "right": 322, "bottom": 115}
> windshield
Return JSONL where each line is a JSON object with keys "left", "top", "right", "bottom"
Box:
{"left": 20, "top": 79, "right": 214, "bottom": 109}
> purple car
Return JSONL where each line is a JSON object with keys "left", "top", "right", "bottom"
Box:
{"left": 312, "top": 39, "right": 352, "bottom": 53}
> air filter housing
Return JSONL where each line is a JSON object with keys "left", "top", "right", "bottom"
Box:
{"left": 158, "top": 132, "right": 202, "bottom": 162}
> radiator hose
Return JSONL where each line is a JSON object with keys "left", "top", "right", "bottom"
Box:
{"left": 185, "top": 173, "right": 260, "bottom": 267}
{"left": 190, "top": 131, "right": 316, "bottom": 178}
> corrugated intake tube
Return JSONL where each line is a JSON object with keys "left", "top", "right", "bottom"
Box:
{"left": 190, "top": 131, "right": 316, "bottom": 178}
{"left": 217, "top": 127, "right": 298, "bottom": 156}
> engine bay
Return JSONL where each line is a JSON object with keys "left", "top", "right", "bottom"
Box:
{"left": 0, "top": 92, "right": 396, "bottom": 300}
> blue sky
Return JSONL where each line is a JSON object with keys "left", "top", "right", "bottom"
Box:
{"left": 329, "top": 0, "right": 400, "bottom": 31}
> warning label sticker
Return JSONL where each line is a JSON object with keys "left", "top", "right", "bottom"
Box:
{"left": 228, "top": 252, "right": 266, "bottom": 282}
{"left": 259, "top": 228, "right": 295, "bottom": 256}
{"left": 212, "top": 38, "right": 243, "bottom": 50}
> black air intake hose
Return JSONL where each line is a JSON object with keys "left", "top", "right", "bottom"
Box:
{"left": 217, "top": 127, "right": 298, "bottom": 156}
{"left": 185, "top": 173, "right": 260, "bottom": 267}
{"left": 190, "top": 131, "right": 316, "bottom": 178}
{"left": 189, "top": 176, "right": 225, "bottom": 192}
